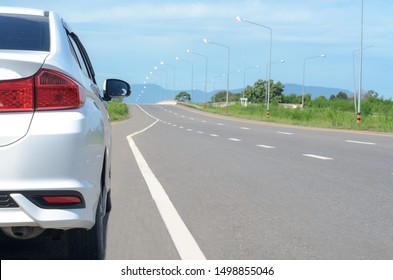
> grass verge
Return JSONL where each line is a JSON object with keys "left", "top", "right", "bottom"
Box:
{"left": 197, "top": 102, "right": 393, "bottom": 133}
{"left": 107, "top": 99, "right": 129, "bottom": 122}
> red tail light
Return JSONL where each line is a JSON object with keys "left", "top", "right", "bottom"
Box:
{"left": 0, "top": 77, "right": 34, "bottom": 112}
{"left": 35, "top": 69, "right": 82, "bottom": 110}
{"left": 0, "top": 69, "right": 83, "bottom": 112}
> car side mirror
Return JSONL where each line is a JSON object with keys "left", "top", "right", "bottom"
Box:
{"left": 103, "top": 79, "right": 131, "bottom": 101}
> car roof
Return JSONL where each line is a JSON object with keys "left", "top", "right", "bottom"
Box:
{"left": 0, "top": 6, "right": 48, "bottom": 17}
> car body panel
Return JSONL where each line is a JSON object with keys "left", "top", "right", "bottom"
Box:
{"left": 0, "top": 7, "right": 114, "bottom": 233}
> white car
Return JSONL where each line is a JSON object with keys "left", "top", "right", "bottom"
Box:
{"left": 0, "top": 7, "right": 130, "bottom": 259}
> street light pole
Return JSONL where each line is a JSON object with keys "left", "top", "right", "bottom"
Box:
{"left": 237, "top": 16, "right": 272, "bottom": 118}
{"left": 160, "top": 61, "right": 176, "bottom": 100}
{"left": 243, "top": 65, "right": 259, "bottom": 98}
{"left": 358, "top": 0, "right": 364, "bottom": 124}
{"left": 176, "top": 57, "right": 194, "bottom": 102}
{"left": 154, "top": 66, "right": 168, "bottom": 100}
{"left": 352, "top": 45, "right": 372, "bottom": 115}
{"left": 187, "top": 49, "right": 208, "bottom": 107}
{"left": 203, "top": 38, "right": 230, "bottom": 113}
{"left": 302, "top": 54, "right": 326, "bottom": 107}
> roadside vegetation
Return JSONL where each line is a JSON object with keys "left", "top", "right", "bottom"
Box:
{"left": 194, "top": 79, "right": 393, "bottom": 132}
{"left": 107, "top": 99, "right": 129, "bottom": 121}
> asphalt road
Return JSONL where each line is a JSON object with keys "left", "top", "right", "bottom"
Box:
{"left": 106, "top": 104, "right": 393, "bottom": 260}
{"left": 1, "top": 104, "right": 391, "bottom": 260}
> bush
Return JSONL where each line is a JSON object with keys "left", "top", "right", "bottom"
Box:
{"left": 107, "top": 100, "right": 129, "bottom": 121}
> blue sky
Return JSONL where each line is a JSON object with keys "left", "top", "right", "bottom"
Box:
{"left": 2, "top": 1, "right": 393, "bottom": 99}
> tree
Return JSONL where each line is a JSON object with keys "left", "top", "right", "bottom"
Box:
{"left": 242, "top": 79, "right": 284, "bottom": 104}
{"left": 364, "top": 90, "right": 378, "bottom": 99}
{"left": 336, "top": 91, "right": 348, "bottom": 100}
{"left": 211, "top": 91, "right": 228, "bottom": 102}
{"left": 175, "top": 91, "right": 191, "bottom": 102}
{"left": 283, "top": 93, "right": 301, "bottom": 104}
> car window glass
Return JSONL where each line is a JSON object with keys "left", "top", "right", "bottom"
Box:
{"left": 0, "top": 14, "right": 49, "bottom": 51}
{"left": 68, "top": 35, "right": 91, "bottom": 79}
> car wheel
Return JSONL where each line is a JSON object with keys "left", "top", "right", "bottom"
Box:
{"left": 66, "top": 194, "right": 107, "bottom": 260}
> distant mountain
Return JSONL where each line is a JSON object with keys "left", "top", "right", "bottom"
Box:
{"left": 125, "top": 83, "right": 353, "bottom": 104}
{"left": 283, "top": 84, "right": 353, "bottom": 99}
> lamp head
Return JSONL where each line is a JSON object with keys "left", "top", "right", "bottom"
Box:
{"left": 236, "top": 16, "right": 245, "bottom": 23}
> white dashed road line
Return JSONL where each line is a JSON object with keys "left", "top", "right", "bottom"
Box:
{"left": 240, "top": 127, "right": 250, "bottom": 130}
{"left": 302, "top": 154, "right": 334, "bottom": 160}
{"left": 210, "top": 134, "right": 219, "bottom": 137}
{"left": 346, "top": 140, "right": 376, "bottom": 145}
{"left": 257, "top": 145, "right": 275, "bottom": 149}
{"left": 228, "top": 138, "right": 242, "bottom": 142}
{"left": 277, "top": 131, "right": 293, "bottom": 135}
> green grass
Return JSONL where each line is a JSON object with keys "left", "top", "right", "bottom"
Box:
{"left": 107, "top": 99, "right": 129, "bottom": 121}
{"left": 198, "top": 100, "right": 393, "bottom": 132}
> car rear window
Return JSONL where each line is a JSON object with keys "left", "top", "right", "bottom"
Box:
{"left": 0, "top": 14, "right": 50, "bottom": 51}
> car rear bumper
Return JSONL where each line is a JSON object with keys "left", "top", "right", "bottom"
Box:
{"left": 0, "top": 179, "right": 97, "bottom": 229}
{"left": 0, "top": 104, "right": 107, "bottom": 230}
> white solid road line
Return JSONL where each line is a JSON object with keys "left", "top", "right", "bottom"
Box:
{"left": 346, "top": 140, "right": 376, "bottom": 145}
{"left": 302, "top": 154, "right": 334, "bottom": 160}
{"left": 127, "top": 105, "right": 206, "bottom": 260}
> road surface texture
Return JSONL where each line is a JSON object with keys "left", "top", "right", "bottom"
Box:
{"left": 107, "top": 104, "right": 393, "bottom": 260}
{"left": 1, "top": 104, "right": 392, "bottom": 260}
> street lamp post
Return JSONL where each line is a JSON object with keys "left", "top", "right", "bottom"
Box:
{"left": 237, "top": 16, "right": 272, "bottom": 118}
{"left": 203, "top": 38, "right": 230, "bottom": 113}
{"left": 160, "top": 61, "right": 176, "bottom": 100}
{"left": 352, "top": 45, "right": 372, "bottom": 115}
{"left": 149, "top": 71, "right": 163, "bottom": 102}
{"left": 187, "top": 49, "right": 208, "bottom": 107}
{"left": 154, "top": 66, "right": 168, "bottom": 100}
{"left": 243, "top": 65, "right": 259, "bottom": 98}
{"left": 358, "top": 0, "right": 364, "bottom": 124}
{"left": 263, "top": 60, "right": 285, "bottom": 103}
{"left": 302, "top": 54, "right": 326, "bottom": 107}
{"left": 176, "top": 57, "right": 194, "bottom": 102}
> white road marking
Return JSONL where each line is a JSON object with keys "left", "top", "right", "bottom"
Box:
{"left": 190, "top": 118, "right": 195, "bottom": 120}
{"left": 172, "top": 124, "right": 177, "bottom": 127}
{"left": 257, "top": 145, "right": 275, "bottom": 149}
{"left": 277, "top": 131, "right": 293, "bottom": 135}
{"left": 217, "top": 123, "right": 224, "bottom": 126}
{"left": 302, "top": 154, "right": 334, "bottom": 160}
{"left": 127, "top": 105, "right": 206, "bottom": 260}
{"left": 187, "top": 129, "right": 193, "bottom": 132}
{"left": 201, "top": 120, "right": 207, "bottom": 123}
{"left": 197, "top": 131, "right": 204, "bottom": 134}
{"left": 240, "top": 127, "right": 250, "bottom": 130}
{"left": 228, "top": 138, "right": 242, "bottom": 142}
{"left": 346, "top": 140, "right": 376, "bottom": 145}
{"left": 182, "top": 115, "right": 185, "bottom": 118}
{"left": 179, "top": 126, "right": 184, "bottom": 129}
{"left": 210, "top": 134, "right": 219, "bottom": 137}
